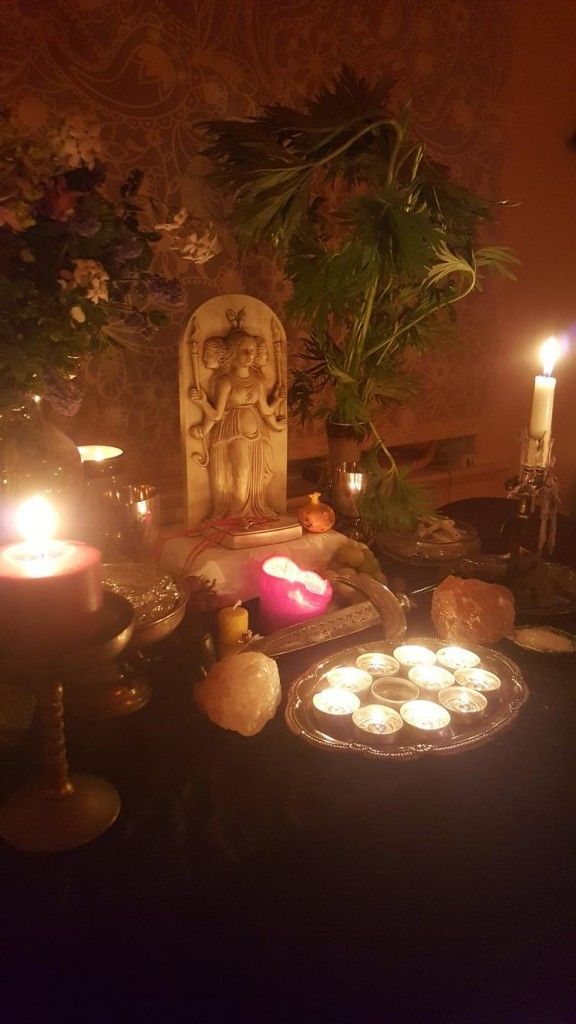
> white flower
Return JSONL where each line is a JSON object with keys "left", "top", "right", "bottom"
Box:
{"left": 179, "top": 223, "right": 221, "bottom": 264}
{"left": 154, "top": 206, "right": 188, "bottom": 232}
{"left": 51, "top": 113, "right": 102, "bottom": 169}
{"left": 70, "top": 305, "right": 86, "bottom": 324}
{"left": 59, "top": 259, "right": 109, "bottom": 303}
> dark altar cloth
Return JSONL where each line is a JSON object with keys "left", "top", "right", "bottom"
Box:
{"left": 1, "top": 503, "right": 576, "bottom": 1024}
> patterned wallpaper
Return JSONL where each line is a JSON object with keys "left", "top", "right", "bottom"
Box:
{"left": 0, "top": 0, "right": 512, "bottom": 499}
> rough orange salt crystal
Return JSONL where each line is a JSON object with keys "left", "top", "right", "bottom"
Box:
{"left": 431, "top": 575, "right": 515, "bottom": 646}
{"left": 195, "top": 651, "right": 281, "bottom": 736}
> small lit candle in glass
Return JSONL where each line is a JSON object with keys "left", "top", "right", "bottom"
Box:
{"left": 408, "top": 664, "right": 455, "bottom": 696}
{"left": 438, "top": 686, "right": 487, "bottom": 726}
{"left": 393, "top": 644, "right": 437, "bottom": 670}
{"left": 352, "top": 704, "right": 403, "bottom": 746}
{"left": 313, "top": 687, "right": 360, "bottom": 734}
{"left": 325, "top": 666, "right": 372, "bottom": 695}
{"left": 436, "top": 646, "right": 480, "bottom": 672}
{"left": 400, "top": 699, "right": 451, "bottom": 738}
{"left": 356, "top": 652, "right": 400, "bottom": 677}
{"left": 78, "top": 445, "right": 124, "bottom": 464}
{"left": 454, "top": 667, "right": 501, "bottom": 699}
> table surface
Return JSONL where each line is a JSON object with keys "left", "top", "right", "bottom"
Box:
{"left": 1, "top": 499, "right": 575, "bottom": 1024}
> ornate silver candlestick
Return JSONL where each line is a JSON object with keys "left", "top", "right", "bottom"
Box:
{"left": 507, "top": 429, "right": 560, "bottom": 559}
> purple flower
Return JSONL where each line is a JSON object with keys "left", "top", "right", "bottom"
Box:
{"left": 147, "top": 275, "right": 185, "bottom": 304}
{"left": 63, "top": 161, "right": 107, "bottom": 192}
{"left": 114, "top": 236, "right": 143, "bottom": 261}
{"left": 70, "top": 216, "right": 101, "bottom": 238}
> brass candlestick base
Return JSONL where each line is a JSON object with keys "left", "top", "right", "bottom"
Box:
{"left": 0, "top": 592, "right": 134, "bottom": 853}
{"left": 0, "top": 773, "right": 120, "bottom": 853}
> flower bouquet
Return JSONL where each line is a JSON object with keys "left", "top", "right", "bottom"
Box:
{"left": 0, "top": 109, "right": 220, "bottom": 410}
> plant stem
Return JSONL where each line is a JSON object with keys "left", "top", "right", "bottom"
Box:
{"left": 366, "top": 259, "right": 477, "bottom": 360}
{"left": 368, "top": 418, "right": 398, "bottom": 479}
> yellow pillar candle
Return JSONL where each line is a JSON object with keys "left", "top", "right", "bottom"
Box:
{"left": 217, "top": 602, "right": 249, "bottom": 658}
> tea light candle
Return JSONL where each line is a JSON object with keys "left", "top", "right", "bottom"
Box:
{"left": 0, "top": 495, "right": 102, "bottom": 651}
{"left": 325, "top": 666, "right": 373, "bottom": 695}
{"left": 313, "top": 687, "right": 360, "bottom": 734}
{"left": 393, "top": 644, "right": 437, "bottom": 670}
{"left": 408, "top": 664, "right": 455, "bottom": 696}
{"left": 78, "top": 445, "right": 124, "bottom": 464}
{"left": 259, "top": 556, "right": 332, "bottom": 633}
{"left": 438, "top": 685, "right": 487, "bottom": 726}
{"left": 356, "top": 652, "right": 400, "bottom": 676}
{"left": 400, "top": 699, "right": 451, "bottom": 738}
{"left": 352, "top": 704, "right": 403, "bottom": 746}
{"left": 436, "top": 646, "right": 480, "bottom": 672}
{"left": 217, "top": 602, "right": 249, "bottom": 658}
{"left": 454, "top": 667, "right": 501, "bottom": 698}
{"left": 371, "top": 677, "right": 420, "bottom": 709}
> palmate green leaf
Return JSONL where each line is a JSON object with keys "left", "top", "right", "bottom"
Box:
{"left": 475, "top": 246, "right": 520, "bottom": 280}
{"left": 358, "top": 461, "right": 432, "bottom": 534}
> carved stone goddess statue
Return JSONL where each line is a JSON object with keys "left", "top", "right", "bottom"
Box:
{"left": 189, "top": 311, "right": 286, "bottom": 522}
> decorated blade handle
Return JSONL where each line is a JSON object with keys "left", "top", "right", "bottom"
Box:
{"left": 186, "top": 316, "right": 209, "bottom": 467}
{"left": 245, "top": 574, "right": 406, "bottom": 658}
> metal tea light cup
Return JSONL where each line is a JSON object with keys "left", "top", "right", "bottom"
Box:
{"left": 325, "top": 666, "right": 373, "bottom": 697}
{"left": 101, "top": 484, "right": 160, "bottom": 562}
{"left": 371, "top": 676, "right": 419, "bottom": 710}
{"left": 438, "top": 686, "right": 487, "bottom": 727}
{"left": 408, "top": 664, "right": 455, "bottom": 698}
{"left": 400, "top": 699, "right": 451, "bottom": 740}
{"left": 356, "top": 652, "right": 400, "bottom": 677}
{"left": 436, "top": 646, "right": 480, "bottom": 672}
{"left": 313, "top": 687, "right": 360, "bottom": 737}
{"left": 393, "top": 644, "right": 437, "bottom": 676}
{"left": 454, "top": 667, "right": 502, "bottom": 702}
{"left": 352, "top": 704, "right": 404, "bottom": 747}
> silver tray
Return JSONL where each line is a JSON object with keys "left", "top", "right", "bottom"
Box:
{"left": 285, "top": 636, "right": 528, "bottom": 761}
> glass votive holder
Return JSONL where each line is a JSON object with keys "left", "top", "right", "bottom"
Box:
{"left": 436, "top": 646, "right": 480, "bottom": 673}
{"left": 393, "top": 644, "right": 437, "bottom": 672}
{"left": 371, "top": 677, "right": 419, "bottom": 710}
{"left": 408, "top": 664, "right": 455, "bottom": 697}
{"left": 313, "top": 687, "right": 361, "bottom": 735}
{"left": 325, "top": 666, "right": 373, "bottom": 696}
{"left": 438, "top": 686, "right": 487, "bottom": 727}
{"left": 400, "top": 699, "right": 451, "bottom": 740}
{"left": 352, "top": 704, "right": 403, "bottom": 747}
{"left": 100, "top": 483, "right": 160, "bottom": 562}
{"left": 454, "top": 667, "right": 502, "bottom": 700}
{"left": 78, "top": 445, "right": 126, "bottom": 478}
{"left": 356, "top": 652, "right": 400, "bottom": 677}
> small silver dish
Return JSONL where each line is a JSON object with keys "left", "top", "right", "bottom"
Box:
{"left": 506, "top": 625, "right": 576, "bottom": 656}
{"left": 371, "top": 677, "right": 419, "bottom": 709}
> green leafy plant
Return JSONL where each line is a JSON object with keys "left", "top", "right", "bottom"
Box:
{"left": 204, "top": 66, "right": 517, "bottom": 530}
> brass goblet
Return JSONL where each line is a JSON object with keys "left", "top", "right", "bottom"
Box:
{"left": 0, "top": 592, "right": 134, "bottom": 853}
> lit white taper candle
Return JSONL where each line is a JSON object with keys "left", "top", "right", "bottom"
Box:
{"left": 529, "top": 336, "right": 561, "bottom": 440}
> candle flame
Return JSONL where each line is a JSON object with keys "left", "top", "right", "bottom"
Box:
{"left": 263, "top": 556, "right": 330, "bottom": 595}
{"left": 15, "top": 494, "right": 58, "bottom": 545}
{"left": 540, "top": 336, "right": 561, "bottom": 377}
